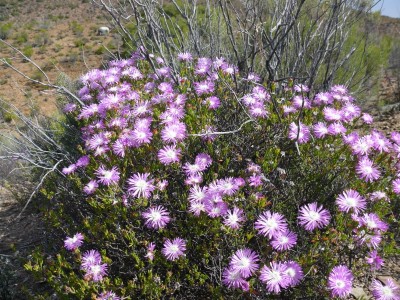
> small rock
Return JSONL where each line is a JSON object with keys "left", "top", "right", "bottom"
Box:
{"left": 351, "top": 286, "right": 370, "bottom": 299}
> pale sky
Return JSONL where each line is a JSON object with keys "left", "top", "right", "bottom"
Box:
{"left": 372, "top": 0, "right": 400, "bottom": 19}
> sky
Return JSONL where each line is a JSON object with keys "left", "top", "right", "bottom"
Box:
{"left": 372, "top": 0, "right": 400, "bottom": 19}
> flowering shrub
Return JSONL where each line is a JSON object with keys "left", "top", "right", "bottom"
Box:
{"left": 25, "top": 49, "right": 399, "bottom": 299}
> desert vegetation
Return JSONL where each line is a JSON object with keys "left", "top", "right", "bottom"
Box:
{"left": 0, "top": 0, "right": 399, "bottom": 299}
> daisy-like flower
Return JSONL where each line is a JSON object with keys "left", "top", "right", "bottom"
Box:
{"left": 81, "top": 250, "right": 102, "bottom": 270}
{"left": 145, "top": 242, "right": 156, "bottom": 261}
{"left": 223, "top": 207, "right": 245, "bottom": 230}
{"left": 288, "top": 122, "right": 310, "bottom": 144}
{"left": 64, "top": 233, "right": 84, "bottom": 251}
{"left": 313, "top": 122, "right": 329, "bottom": 138}
{"left": 222, "top": 267, "right": 250, "bottom": 291}
{"left": 327, "top": 265, "right": 353, "bottom": 298}
{"left": 323, "top": 107, "right": 342, "bottom": 122}
{"left": 270, "top": 230, "right": 297, "bottom": 251}
{"left": 313, "top": 92, "right": 333, "bottom": 106}
{"left": 259, "top": 261, "right": 290, "bottom": 294}
{"left": 127, "top": 173, "right": 155, "bottom": 199}
{"left": 328, "top": 122, "right": 347, "bottom": 135}
{"left": 62, "top": 164, "right": 77, "bottom": 175}
{"left": 204, "top": 96, "right": 221, "bottom": 109}
{"left": 162, "top": 238, "right": 186, "bottom": 261}
{"left": 183, "top": 162, "right": 203, "bottom": 176}
{"left": 96, "top": 291, "right": 120, "bottom": 300}
{"left": 298, "top": 202, "right": 331, "bottom": 231}
{"left": 356, "top": 157, "right": 381, "bottom": 182}
{"left": 84, "top": 262, "right": 108, "bottom": 282}
{"left": 95, "top": 166, "right": 120, "bottom": 186}
{"left": 195, "top": 153, "right": 212, "bottom": 170}
{"left": 177, "top": 52, "right": 193, "bottom": 61}
{"left": 161, "top": 122, "right": 187, "bottom": 143}
{"left": 283, "top": 261, "right": 304, "bottom": 287}
{"left": 229, "top": 248, "right": 260, "bottom": 278}
{"left": 292, "top": 95, "right": 311, "bottom": 109}
{"left": 330, "top": 84, "right": 348, "bottom": 95}
{"left": 142, "top": 206, "right": 171, "bottom": 230}
{"left": 248, "top": 174, "right": 263, "bottom": 187}
{"left": 188, "top": 200, "right": 206, "bottom": 216}
{"left": 392, "top": 178, "right": 400, "bottom": 194}
{"left": 358, "top": 213, "right": 389, "bottom": 233}
{"left": 255, "top": 211, "right": 288, "bottom": 239}
{"left": 76, "top": 155, "right": 90, "bottom": 168}
{"left": 294, "top": 84, "right": 309, "bottom": 93}
{"left": 366, "top": 250, "right": 384, "bottom": 271}
{"left": 352, "top": 136, "right": 374, "bottom": 156}
{"left": 369, "top": 191, "right": 389, "bottom": 202}
{"left": 336, "top": 189, "right": 366, "bottom": 214}
{"left": 217, "top": 177, "right": 240, "bottom": 196}
{"left": 371, "top": 278, "right": 400, "bottom": 300}
{"left": 194, "top": 80, "right": 214, "bottom": 96}
{"left": 83, "top": 180, "right": 99, "bottom": 195}
{"left": 362, "top": 113, "right": 374, "bottom": 124}
{"left": 158, "top": 145, "right": 182, "bottom": 165}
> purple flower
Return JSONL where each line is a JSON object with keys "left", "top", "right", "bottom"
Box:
{"left": 298, "top": 202, "right": 331, "bottom": 231}
{"left": 62, "top": 164, "right": 77, "bottom": 175}
{"left": 323, "top": 107, "right": 342, "bottom": 122}
{"left": 270, "top": 230, "right": 297, "bottom": 251}
{"left": 145, "top": 242, "right": 156, "bottom": 261}
{"left": 336, "top": 189, "right": 366, "bottom": 214}
{"left": 328, "top": 122, "right": 347, "bottom": 135}
{"left": 259, "top": 261, "right": 290, "bottom": 294}
{"left": 294, "top": 84, "right": 309, "bottom": 93}
{"left": 64, "top": 233, "right": 84, "bottom": 251}
{"left": 177, "top": 52, "right": 193, "bottom": 61}
{"left": 327, "top": 265, "right": 353, "bottom": 298}
{"left": 195, "top": 153, "right": 212, "bottom": 170}
{"left": 292, "top": 95, "right": 311, "bottom": 109}
{"left": 84, "top": 262, "right": 108, "bottom": 282}
{"left": 313, "top": 92, "right": 333, "bottom": 106}
{"left": 288, "top": 122, "right": 310, "bottom": 144}
{"left": 352, "top": 136, "right": 374, "bottom": 156}
{"left": 229, "top": 248, "right": 260, "bottom": 278}
{"left": 204, "top": 96, "right": 220, "bottom": 109}
{"left": 358, "top": 213, "right": 389, "bottom": 233}
{"left": 223, "top": 207, "right": 245, "bottom": 230}
{"left": 392, "top": 178, "right": 400, "bottom": 194}
{"left": 194, "top": 81, "right": 214, "bottom": 96}
{"left": 95, "top": 166, "right": 120, "bottom": 186}
{"left": 127, "top": 173, "right": 155, "bottom": 199}
{"left": 356, "top": 157, "right": 381, "bottom": 182}
{"left": 162, "top": 238, "right": 186, "bottom": 261}
{"left": 76, "top": 155, "right": 90, "bottom": 168}
{"left": 83, "top": 180, "right": 99, "bottom": 195}
{"left": 283, "top": 261, "right": 304, "bottom": 287}
{"left": 161, "top": 122, "right": 187, "bottom": 143}
{"left": 158, "top": 145, "right": 182, "bottom": 165}
{"left": 371, "top": 278, "right": 400, "bottom": 300}
{"left": 81, "top": 250, "right": 102, "bottom": 269}
{"left": 248, "top": 174, "right": 263, "bottom": 187}
{"left": 330, "top": 84, "right": 348, "bottom": 95}
{"left": 255, "top": 211, "right": 288, "bottom": 239}
{"left": 142, "top": 206, "right": 171, "bottom": 230}
{"left": 222, "top": 267, "right": 249, "bottom": 291}
{"left": 362, "top": 113, "right": 374, "bottom": 124}
{"left": 366, "top": 250, "right": 384, "bottom": 271}
{"left": 183, "top": 162, "right": 202, "bottom": 176}
{"left": 313, "top": 122, "right": 329, "bottom": 138}
{"left": 96, "top": 291, "right": 120, "bottom": 300}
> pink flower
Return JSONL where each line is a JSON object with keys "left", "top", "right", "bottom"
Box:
{"left": 95, "top": 166, "right": 120, "bottom": 186}
{"left": 127, "top": 173, "right": 155, "bottom": 199}
{"left": 142, "top": 206, "right": 171, "bottom": 230}
{"left": 259, "top": 261, "right": 290, "bottom": 294}
{"left": 64, "top": 233, "right": 84, "bottom": 251}
{"left": 223, "top": 207, "right": 245, "bottom": 229}
{"left": 356, "top": 157, "right": 381, "bottom": 182}
{"left": 255, "top": 211, "right": 288, "bottom": 239}
{"left": 336, "top": 189, "right": 366, "bottom": 214}
{"left": 327, "top": 265, "right": 353, "bottom": 298}
{"left": 162, "top": 238, "right": 186, "bottom": 261}
{"left": 270, "top": 230, "right": 297, "bottom": 251}
{"left": 298, "top": 202, "right": 331, "bottom": 231}
{"left": 229, "top": 248, "right": 260, "bottom": 278}
{"left": 288, "top": 122, "right": 310, "bottom": 144}
{"left": 158, "top": 145, "right": 181, "bottom": 165}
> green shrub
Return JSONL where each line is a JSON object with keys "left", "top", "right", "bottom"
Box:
{"left": 0, "top": 22, "right": 12, "bottom": 39}
{"left": 25, "top": 52, "right": 399, "bottom": 299}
